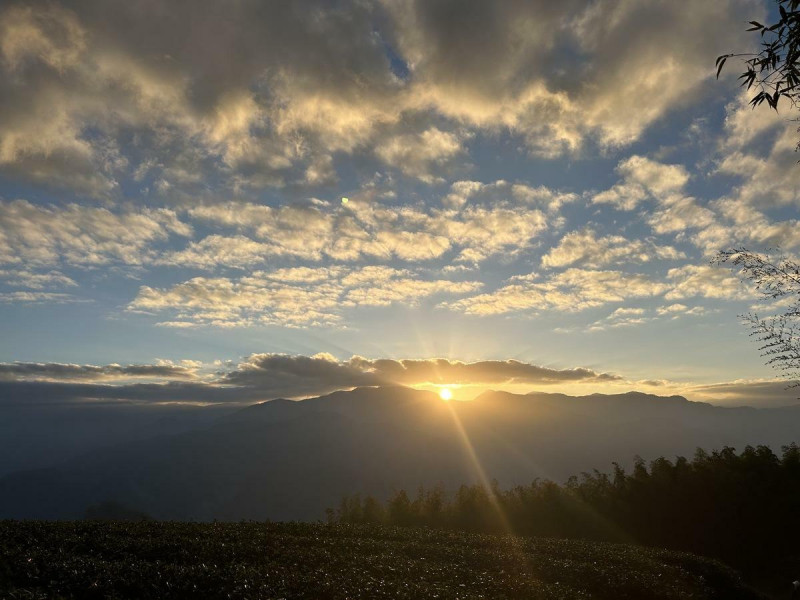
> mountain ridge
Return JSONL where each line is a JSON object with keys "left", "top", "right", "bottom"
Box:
{"left": 2, "top": 385, "right": 799, "bottom": 521}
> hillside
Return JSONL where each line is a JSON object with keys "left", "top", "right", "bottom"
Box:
{"left": 2, "top": 386, "right": 800, "bottom": 521}
{"left": 0, "top": 521, "right": 762, "bottom": 600}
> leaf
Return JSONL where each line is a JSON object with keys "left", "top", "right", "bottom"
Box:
{"left": 716, "top": 55, "right": 728, "bottom": 79}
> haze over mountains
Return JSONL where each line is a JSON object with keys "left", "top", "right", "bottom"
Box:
{"left": 2, "top": 386, "right": 800, "bottom": 521}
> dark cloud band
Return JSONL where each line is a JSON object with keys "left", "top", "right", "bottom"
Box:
{"left": 0, "top": 354, "right": 620, "bottom": 405}
{"left": 0, "top": 362, "right": 197, "bottom": 382}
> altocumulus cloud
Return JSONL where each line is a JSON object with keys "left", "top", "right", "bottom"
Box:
{"left": 0, "top": 0, "right": 758, "bottom": 194}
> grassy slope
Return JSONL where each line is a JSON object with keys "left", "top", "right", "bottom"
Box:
{"left": 0, "top": 521, "right": 762, "bottom": 599}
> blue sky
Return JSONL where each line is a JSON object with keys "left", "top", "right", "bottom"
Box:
{"left": 1, "top": 0, "right": 799, "bottom": 406}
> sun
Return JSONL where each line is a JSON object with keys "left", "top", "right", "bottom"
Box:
{"left": 439, "top": 387, "right": 453, "bottom": 401}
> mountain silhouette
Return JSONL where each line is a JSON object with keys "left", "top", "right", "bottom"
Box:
{"left": 2, "top": 386, "right": 799, "bottom": 521}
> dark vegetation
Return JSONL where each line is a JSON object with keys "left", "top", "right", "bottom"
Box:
{"left": 715, "top": 249, "right": 800, "bottom": 388}
{"left": 335, "top": 444, "right": 800, "bottom": 573}
{"left": 717, "top": 0, "right": 800, "bottom": 149}
{"left": 0, "top": 520, "right": 761, "bottom": 600}
{"left": 84, "top": 501, "right": 151, "bottom": 522}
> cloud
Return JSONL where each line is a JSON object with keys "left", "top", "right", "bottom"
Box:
{"left": 0, "top": 199, "right": 191, "bottom": 267}
{"left": 444, "top": 179, "right": 577, "bottom": 213}
{"left": 390, "top": 0, "right": 756, "bottom": 155}
{"left": 0, "top": 380, "right": 257, "bottom": 406}
{"left": 0, "top": 361, "right": 198, "bottom": 382}
{"left": 585, "top": 303, "right": 709, "bottom": 332}
{"left": 183, "top": 192, "right": 549, "bottom": 267}
{"left": 0, "top": 0, "right": 758, "bottom": 196}
{"left": 186, "top": 201, "right": 334, "bottom": 261}
{"left": 157, "top": 235, "right": 278, "bottom": 269}
{"left": 220, "top": 353, "right": 620, "bottom": 396}
{"left": 591, "top": 154, "right": 718, "bottom": 240}
{"left": 0, "top": 4, "right": 121, "bottom": 197}
{"left": 220, "top": 354, "right": 382, "bottom": 396}
{"left": 0, "top": 353, "right": 622, "bottom": 405}
{"left": 128, "top": 266, "right": 481, "bottom": 328}
{"left": 665, "top": 264, "right": 753, "bottom": 301}
{"left": 647, "top": 194, "right": 716, "bottom": 236}
{"left": 592, "top": 155, "right": 690, "bottom": 210}
{"left": 678, "top": 92, "right": 800, "bottom": 257}
{"left": 0, "top": 269, "right": 76, "bottom": 289}
{"left": 374, "top": 127, "right": 467, "bottom": 182}
{"left": 616, "top": 155, "right": 690, "bottom": 197}
{"left": 687, "top": 379, "right": 800, "bottom": 408}
{"left": 0, "top": 291, "right": 86, "bottom": 304}
{"left": 715, "top": 92, "right": 800, "bottom": 210}
{"left": 656, "top": 303, "right": 708, "bottom": 317}
{"left": 346, "top": 356, "right": 621, "bottom": 385}
{"left": 443, "top": 268, "right": 668, "bottom": 315}
{"left": 129, "top": 275, "right": 344, "bottom": 328}
{"left": 0, "top": 0, "right": 402, "bottom": 194}
{"left": 445, "top": 180, "right": 486, "bottom": 208}
{"left": 587, "top": 307, "right": 651, "bottom": 332}
{"left": 541, "top": 227, "right": 684, "bottom": 268}
{"left": 342, "top": 275, "right": 480, "bottom": 308}
{"left": 690, "top": 199, "right": 800, "bottom": 257}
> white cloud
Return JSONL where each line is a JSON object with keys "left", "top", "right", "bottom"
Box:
{"left": 0, "top": 199, "right": 191, "bottom": 267}
{"left": 0, "top": 0, "right": 760, "bottom": 196}
{"left": 0, "top": 269, "right": 76, "bottom": 289}
{"left": 443, "top": 268, "right": 668, "bottom": 315}
{"left": 715, "top": 92, "right": 800, "bottom": 209}
{"left": 656, "top": 303, "right": 707, "bottom": 317}
{"left": 128, "top": 266, "right": 481, "bottom": 328}
{"left": 616, "top": 155, "right": 690, "bottom": 197}
{"left": 665, "top": 264, "right": 752, "bottom": 301}
{"left": 588, "top": 307, "right": 651, "bottom": 331}
{"left": 647, "top": 195, "right": 716, "bottom": 235}
{"left": 541, "top": 227, "right": 684, "bottom": 268}
{"left": 444, "top": 179, "right": 578, "bottom": 213}
{"left": 157, "top": 235, "right": 277, "bottom": 269}
{"left": 586, "top": 302, "right": 710, "bottom": 332}
{"left": 0, "top": 291, "right": 86, "bottom": 304}
{"left": 593, "top": 155, "right": 690, "bottom": 210}
{"left": 374, "top": 127, "right": 467, "bottom": 182}
{"left": 185, "top": 194, "right": 549, "bottom": 267}
{"left": 444, "top": 180, "right": 485, "bottom": 208}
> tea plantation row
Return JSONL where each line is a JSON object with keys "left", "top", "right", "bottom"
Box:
{"left": 0, "top": 521, "right": 762, "bottom": 599}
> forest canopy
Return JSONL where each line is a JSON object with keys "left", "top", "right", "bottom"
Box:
{"left": 334, "top": 444, "right": 800, "bottom": 571}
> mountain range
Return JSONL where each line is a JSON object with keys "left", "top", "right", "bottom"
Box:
{"left": 2, "top": 386, "right": 799, "bottom": 521}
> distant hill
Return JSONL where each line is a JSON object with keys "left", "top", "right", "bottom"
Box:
{"left": 2, "top": 386, "right": 800, "bottom": 521}
{"left": 0, "top": 397, "right": 237, "bottom": 476}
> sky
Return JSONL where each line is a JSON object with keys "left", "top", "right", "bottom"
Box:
{"left": 0, "top": 0, "right": 799, "bottom": 407}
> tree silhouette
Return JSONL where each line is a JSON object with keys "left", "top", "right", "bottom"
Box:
{"left": 333, "top": 443, "right": 800, "bottom": 570}
{"left": 714, "top": 248, "right": 800, "bottom": 388}
{"left": 717, "top": 0, "right": 800, "bottom": 150}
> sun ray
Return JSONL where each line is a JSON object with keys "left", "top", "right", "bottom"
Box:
{"left": 443, "top": 400, "right": 513, "bottom": 534}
